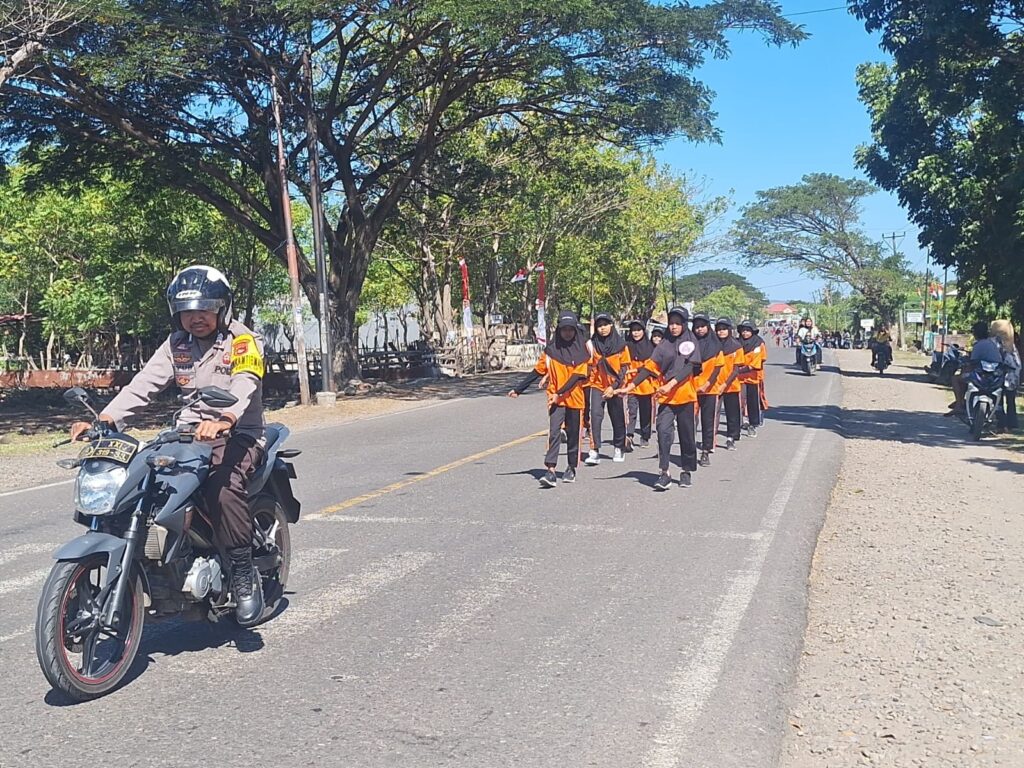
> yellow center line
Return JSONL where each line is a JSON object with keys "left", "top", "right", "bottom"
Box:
{"left": 312, "top": 430, "right": 547, "bottom": 518}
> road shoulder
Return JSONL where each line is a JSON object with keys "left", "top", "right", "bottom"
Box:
{"left": 778, "top": 350, "right": 1024, "bottom": 766}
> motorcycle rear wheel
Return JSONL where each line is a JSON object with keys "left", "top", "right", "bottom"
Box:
{"left": 36, "top": 556, "right": 144, "bottom": 701}
{"left": 249, "top": 495, "right": 291, "bottom": 624}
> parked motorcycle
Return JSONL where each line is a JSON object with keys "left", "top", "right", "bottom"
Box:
{"left": 36, "top": 386, "right": 301, "bottom": 701}
{"left": 924, "top": 344, "right": 964, "bottom": 386}
{"left": 963, "top": 361, "right": 1005, "bottom": 441}
{"left": 799, "top": 339, "right": 820, "bottom": 375}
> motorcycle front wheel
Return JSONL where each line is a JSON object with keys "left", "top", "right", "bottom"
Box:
{"left": 969, "top": 401, "right": 989, "bottom": 441}
{"left": 35, "top": 556, "right": 145, "bottom": 701}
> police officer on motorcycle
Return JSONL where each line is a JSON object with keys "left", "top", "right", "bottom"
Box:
{"left": 70, "top": 266, "right": 267, "bottom": 625}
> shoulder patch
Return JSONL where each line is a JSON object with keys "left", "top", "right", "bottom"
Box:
{"left": 230, "top": 333, "right": 264, "bottom": 378}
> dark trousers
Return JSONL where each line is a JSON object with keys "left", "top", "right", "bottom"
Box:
{"left": 545, "top": 405, "right": 581, "bottom": 469}
{"left": 744, "top": 383, "right": 763, "bottom": 427}
{"left": 697, "top": 394, "right": 718, "bottom": 451}
{"left": 656, "top": 401, "right": 697, "bottom": 473}
{"left": 588, "top": 387, "right": 626, "bottom": 451}
{"left": 720, "top": 391, "right": 742, "bottom": 440}
{"left": 203, "top": 435, "right": 264, "bottom": 550}
{"left": 999, "top": 392, "right": 1019, "bottom": 431}
{"left": 627, "top": 394, "right": 653, "bottom": 440}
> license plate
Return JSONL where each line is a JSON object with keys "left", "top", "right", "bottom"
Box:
{"left": 80, "top": 437, "right": 138, "bottom": 464}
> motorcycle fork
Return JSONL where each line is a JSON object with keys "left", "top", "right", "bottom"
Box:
{"left": 103, "top": 473, "right": 154, "bottom": 627}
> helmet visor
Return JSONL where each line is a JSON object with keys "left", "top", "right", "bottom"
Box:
{"left": 170, "top": 298, "right": 225, "bottom": 314}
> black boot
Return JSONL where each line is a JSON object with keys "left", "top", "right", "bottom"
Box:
{"left": 228, "top": 546, "right": 264, "bottom": 627}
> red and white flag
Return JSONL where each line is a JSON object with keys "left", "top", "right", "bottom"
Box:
{"left": 510, "top": 269, "right": 528, "bottom": 283}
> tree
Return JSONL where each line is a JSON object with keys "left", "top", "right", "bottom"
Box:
{"left": 0, "top": 0, "right": 89, "bottom": 90}
{"left": 851, "top": 1, "right": 1024, "bottom": 336}
{"left": 697, "top": 285, "right": 761, "bottom": 322}
{"left": 1, "top": 0, "right": 804, "bottom": 379}
{"left": 672, "top": 268, "right": 766, "bottom": 307}
{"left": 731, "top": 173, "right": 912, "bottom": 326}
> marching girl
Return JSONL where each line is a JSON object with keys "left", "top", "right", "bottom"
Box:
{"left": 624, "top": 320, "right": 656, "bottom": 450}
{"left": 508, "top": 310, "right": 590, "bottom": 487}
{"left": 737, "top": 319, "right": 768, "bottom": 437}
{"left": 714, "top": 317, "right": 745, "bottom": 451}
{"left": 691, "top": 312, "right": 724, "bottom": 467}
{"left": 585, "top": 313, "right": 631, "bottom": 464}
{"left": 619, "top": 307, "right": 701, "bottom": 491}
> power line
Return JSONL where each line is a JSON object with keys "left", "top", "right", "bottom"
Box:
{"left": 782, "top": 5, "right": 849, "bottom": 18}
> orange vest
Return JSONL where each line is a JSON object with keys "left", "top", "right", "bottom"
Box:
{"left": 738, "top": 342, "right": 766, "bottom": 385}
{"left": 626, "top": 355, "right": 658, "bottom": 396}
{"left": 642, "top": 357, "right": 697, "bottom": 406}
{"left": 534, "top": 354, "right": 588, "bottom": 410}
{"left": 719, "top": 347, "right": 744, "bottom": 394}
{"left": 694, "top": 350, "right": 724, "bottom": 393}
{"left": 590, "top": 347, "right": 631, "bottom": 390}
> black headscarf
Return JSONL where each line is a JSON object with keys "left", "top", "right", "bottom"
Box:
{"left": 692, "top": 312, "right": 722, "bottom": 361}
{"left": 545, "top": 310, "right": 589, "bottom": 366}
{"left": 715, "top": 317, "right": 743, "bottom": 355}
{"left": 624, "top": 320, "right": 654, "bottom": 362}
{"left": 650, "top": 306, "right": 701, "bottom": 379}
{"left": 591, "top": 312, "right": 626, "bottom": 357}
{"left": 737, "top": 320, "right": 765, "bottom": 354}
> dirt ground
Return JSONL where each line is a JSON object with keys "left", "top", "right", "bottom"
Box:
{"left": 0, "top": 371, "right": 523, "bottom": 494}
{"left": 779, "top": 350, "right": 1024, "bottom": 767}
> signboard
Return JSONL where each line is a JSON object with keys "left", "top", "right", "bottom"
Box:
{"left": 905, "top": 310, "right": 924, "bottom": 324}
{"left": 860, "top": 319, "right": 875, "bottom": 331}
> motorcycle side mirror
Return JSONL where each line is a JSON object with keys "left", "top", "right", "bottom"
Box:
{"left": 63, "top": 387, "right": 90, "bottom": 405}
{"left": 197, "top": 386, "right": 238, "bottom": 409}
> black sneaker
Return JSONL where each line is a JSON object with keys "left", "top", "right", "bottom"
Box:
{"left": 748, "top": 426, "right": 758, "bottom": 438}
{"left": 654, "top": 473, "right": 672, "bottom": 491}
{"left": 678, "top": 471, "right": 692, "bottom": 488}
{"left": 540, "top": 470, "right": 558, "bottom": 488}
{"left": 698, "top": 451, "right": 711, "bottom": 467}
{"left": 562, "top": 466, "right": 576, "bottom": 484}
{"left": 724, "top": 438, "right": 736, "bottom": 451}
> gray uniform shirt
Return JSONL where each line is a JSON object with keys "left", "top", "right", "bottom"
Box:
{"left": 101, "top": 320, "right": 265, "bottom": 441}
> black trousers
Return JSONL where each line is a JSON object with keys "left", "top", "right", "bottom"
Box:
{"left": 697, "top": 394, "right": 718, "bottom": 451}
{"left": 627, "top": 394, "right": 653, "bottom": 440}
{"left": 203, "top": 435, "right": 264, "bottom": 550}
{"left": 743, "top": 383, "right": 763, "bottom": 427}
{"left": 656, "top": 401, "right": 697, "bottom": 473}
{"left": 588, "top": 387, "right": 626, "bottom": 451}
{"left": 545, "top": 405, "right": 581, "bottom": 469}
{"left": 720, "top": 391, "right": 742, "bottom": 440}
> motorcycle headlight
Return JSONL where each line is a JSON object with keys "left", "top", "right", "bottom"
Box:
{"left": 75, "top": 460, "right": 129, "bottom": 515}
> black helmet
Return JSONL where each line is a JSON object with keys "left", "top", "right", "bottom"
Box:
{"left": 166, "top": 265, "right": 233, "bottom": 331}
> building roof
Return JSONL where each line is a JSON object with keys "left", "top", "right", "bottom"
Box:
{"left": 765, "top": 303, "right": 796, "bottom": 314}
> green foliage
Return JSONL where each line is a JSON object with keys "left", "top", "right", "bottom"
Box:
{"left": 673, "top": 269, "right": 767, "bottom": 307}
{"left": 731, "top": 173, "right": 913, "bottom": 323}
{"left": 852, "top": 0, "right": 1024, "bottom": 330}
{"left": 698, "top": 285, "right": 762, "bottom": 323}
{"left": 0, "top": 0, "right": 804, "bottom": 376}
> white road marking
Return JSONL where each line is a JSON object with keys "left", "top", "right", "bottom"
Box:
{"left": 0, "top": 567, "right": 51, "bottom": 597}
{"left": 260, "top": 550, "right": 436, "bottom": 640}
{"left": 0, "top": 542, "right": 57, "bottom": 567}
{"left": 404, "top": 556, "right": 535, "bottom": 661}
{"left": 0, "top": 479, "right": 75, "bottom": 498}
{"left": 643, "top": 375, "right": 834, "bottom": 768}
{"left": 310, "top": 514, "right": 757, "bottom": 540}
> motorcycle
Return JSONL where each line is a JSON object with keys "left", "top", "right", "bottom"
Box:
{"left": 798, "top": 339, "right": 820, "bottom": 375}
{"left": 963, "top": 361, "right": 1005, "bottom": 441}
{"left": 36, "top": 386, "right": 301, "bottom": 701}
{"left": 924, "top": 344, "right": 964, "bottom": 386}
{"left": 873, "top": 343, "right": 892, "bottom": 375}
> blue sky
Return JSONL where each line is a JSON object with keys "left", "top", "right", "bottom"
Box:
{"left": 655, "top": 1, "right": 927, "bottom": 303}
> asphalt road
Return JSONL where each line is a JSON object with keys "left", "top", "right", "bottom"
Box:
{"left": 0, "top": 353, "right": 842, "bottom": 768}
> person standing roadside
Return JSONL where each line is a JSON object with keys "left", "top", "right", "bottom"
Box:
{"left": 990, "top": 320, "right": 1020, "bottom": 432}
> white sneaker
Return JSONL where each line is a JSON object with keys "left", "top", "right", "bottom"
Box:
{"left": 584, "top": 450, "right": 601, "bottom": 466}
{"left": 612, "top": 448, "right": 625, "bottom": 462}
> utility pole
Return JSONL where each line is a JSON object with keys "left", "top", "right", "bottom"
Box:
{"left": 303, "top": 48, "right": 334, "bottom": 397}
{"left": 882, "top": 232, "right": 906, "bottom": 348}
{"left": 271, "top": 70, "right": 311, "bottom": 406}
{"left": 922, "top": 253, "right": 930, "bottom": 350}
{"left": 940, "top": 265, "right": 949, "bottom": 351}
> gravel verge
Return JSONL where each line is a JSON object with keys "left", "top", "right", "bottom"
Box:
{"left": 778, "top": 350, "right": 1024, "bottom": 767}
